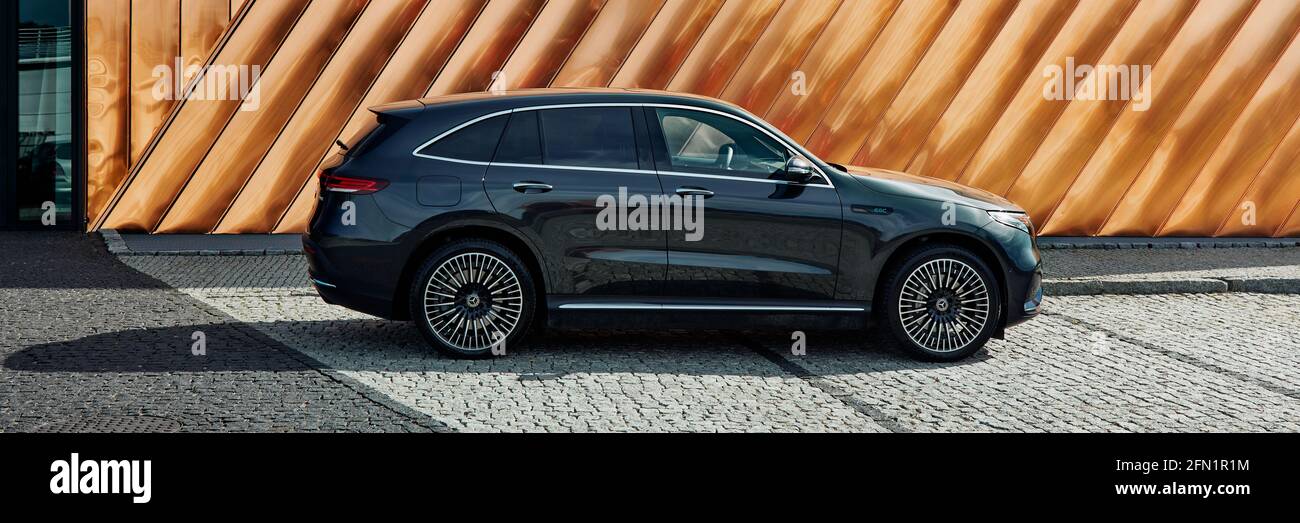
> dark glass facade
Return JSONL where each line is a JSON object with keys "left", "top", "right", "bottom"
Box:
{"left": 3, "top": 0, "right": 81, "bottom": 229}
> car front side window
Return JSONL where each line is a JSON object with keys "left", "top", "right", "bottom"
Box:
{"left": 652, "top": 108, "right": 788, "bottom": 179}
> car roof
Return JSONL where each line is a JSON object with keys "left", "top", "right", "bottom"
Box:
{"left": 410, "top": 87, "right": 744, "bottom": 114}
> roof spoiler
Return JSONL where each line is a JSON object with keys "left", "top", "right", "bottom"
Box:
{"left": 367, "top": 99, "right": 424, "bottom": 119}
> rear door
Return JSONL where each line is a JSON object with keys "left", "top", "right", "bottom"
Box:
{"left": 483, "top": 106, "right": 666, "bottom": 296}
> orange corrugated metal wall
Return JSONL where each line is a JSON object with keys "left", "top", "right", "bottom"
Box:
{"left": 87, "top": 0, "right": 1300, "bottom": 236}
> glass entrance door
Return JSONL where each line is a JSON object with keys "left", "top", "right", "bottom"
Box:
{"left": 4, "top": 0, "right": 81, "bottom": 229}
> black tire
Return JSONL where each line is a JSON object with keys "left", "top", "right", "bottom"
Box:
{"left": 408, "top": 239, "right": 536, "bottom": 358}
{"left": 878, "top": 243, "right": 1002, "bottom": 361}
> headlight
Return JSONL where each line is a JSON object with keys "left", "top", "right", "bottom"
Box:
{"left": 988, "top": 210, "right": 1033, "bottom": 234}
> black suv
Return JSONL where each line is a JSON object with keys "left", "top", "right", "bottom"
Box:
{"left": 305, "top": 89, "right": 1042, "bottom": 361}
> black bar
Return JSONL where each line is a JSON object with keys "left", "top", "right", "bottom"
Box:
{"left": 0, "top": 433, "right": 1292, "bottom": 511}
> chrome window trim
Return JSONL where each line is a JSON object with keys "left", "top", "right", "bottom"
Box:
{"left": 411, "top": 102, "right": 837, "bottom": 189}
{"left": 557, "top": 303, "right": 864, "bottom": 312}
{"left": 657, "top": 170, "right": 833, "bottom": 188}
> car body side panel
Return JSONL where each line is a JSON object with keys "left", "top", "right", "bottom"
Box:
{"left": 483, "top": 163, "right": 668, "bottom": 296}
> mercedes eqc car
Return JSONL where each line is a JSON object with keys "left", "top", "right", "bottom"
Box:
{"left": 305, "top": 89, "right": 1042, "bottom": 361}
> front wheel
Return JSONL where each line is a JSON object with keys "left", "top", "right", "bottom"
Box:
{"left": 880, "top": 244, "right": 1002, "bottom": 361}
{"left": 409, "top": 239, "right": 536, "bottom": 358}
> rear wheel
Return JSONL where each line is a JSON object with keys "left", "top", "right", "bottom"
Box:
{"left": 409, "top": 239, "right": 535, "bottom": 358}
{"left": 880, "top": 244, "right": 1001, "bottom": 361}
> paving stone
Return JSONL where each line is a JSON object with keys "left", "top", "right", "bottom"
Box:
{"left": 0, "top": 232, "right": 435, "bottom": 433}
{"left": 121, "top": 251, "right": 1300, "bottom": 433}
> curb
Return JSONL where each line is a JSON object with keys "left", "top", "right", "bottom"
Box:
{"left": 98, "top": 230, "right": 302, "bottom": 256}
{"left": 1044, "top": 277, "right": 1300, "bottom": 296}
{"left": 100, "top": 229, "right": 128, "bottom": 254}
{"left": 1038, "top": 237, "right": 1300, "bottom": 249}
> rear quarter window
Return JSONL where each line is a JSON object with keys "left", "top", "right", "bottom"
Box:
{"left": 416, "top": 114, "right": 509, "bottom": 162}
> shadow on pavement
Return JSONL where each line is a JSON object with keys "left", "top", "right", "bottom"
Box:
{"left": 4, "top": 323, "right": 307, "bottom": 373}
{"left": 0, "top": 232, "right": 168, "bottom": 289}
{"left": 6, "top": 319, "right": 985, "bottom": 376}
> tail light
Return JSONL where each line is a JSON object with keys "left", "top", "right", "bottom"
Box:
{"left": 321, "top": 173, "right": 388, "bottom": 194}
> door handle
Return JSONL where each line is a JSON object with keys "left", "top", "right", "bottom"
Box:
{"left": 512, "top": 181, "right": 553, "bottom": 193}
{"left": 675, "top": 186, "right": 714, "bottom": 198}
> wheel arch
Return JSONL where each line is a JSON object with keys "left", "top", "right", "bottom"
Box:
{"left": 873, "top": 231, "right": 1010, "bottom": 335}
{"left": 393, "top": 223, "right": 547, "bottom": 322}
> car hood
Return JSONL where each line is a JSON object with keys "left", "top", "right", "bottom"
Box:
{"left": 842, "top": 165, "right": 1022, "bottom": 212}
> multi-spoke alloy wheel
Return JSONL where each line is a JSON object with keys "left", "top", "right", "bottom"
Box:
{"left": 897, "top": 258, "right": 990, "bottom": 353}
{"left": 882, "top": 245, "right": 1001, "bottom": 361}
{"left": 410, "top": 240, "right": 535, "bottom": 358}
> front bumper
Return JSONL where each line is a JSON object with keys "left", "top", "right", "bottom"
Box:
{"left": 980, "top": 219, "right": 1043, "bottom": 328}
{"left": 1009, "top": 265, "right": 1043, "bottom": 327}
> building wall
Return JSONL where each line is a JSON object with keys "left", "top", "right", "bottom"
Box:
{"left": 85, "top": 0, "right": 237, "bottom": 225}
{"left": 87, "top": 0, "right": 1300, "bottom": 236}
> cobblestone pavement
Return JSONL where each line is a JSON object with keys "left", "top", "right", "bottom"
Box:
{"left": 119, "top": 253, "right": 1300, "bottom": 432}
{"left": 0, "top": 233, "right": 439, "bottom": 432}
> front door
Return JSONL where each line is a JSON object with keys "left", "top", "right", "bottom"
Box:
{"left": 483, "top": 106, "right": 666, "bottom": 296}
{"left": 645, "top": 106, "right": 842, "bottom": 300}
{"left": 3, "top": 0, "right": 81, "bottom": 230}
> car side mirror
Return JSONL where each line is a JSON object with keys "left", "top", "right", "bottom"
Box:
{"left": 784, "top": 156, "right": 816, "bottom": 183}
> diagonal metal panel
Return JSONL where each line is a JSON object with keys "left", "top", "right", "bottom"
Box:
{"left": 762, "top": 0, "right": 899, "bottom": 143}
{"left": 159, "top": 0, "right": 418, "bottom": 232}
{"left": 802, "top": 0, "right": 959, "bottom": 162}
{"left": 92, "top": 0, "right": 1300, "bottom": 237}
{"left": 85, "top": 0, "right": 133, "bottom": 225}
{"left": 851, "top": 0, "right": 1018, "bottom": 169}
{"left": 424, "top": 0, "right": 545, "bottom": 96}
{"left": 96, "top": 0, "right": 311, "bottom": 232}
{"left": 152, "top": 0, "right": 373, "bottom": 234}
{"left": 1279, "top": 201, "right": 1300, "bottom": 237}
{"left": 715, "top": 0, "right": 842, "bottom": 116}
{"left": 1217, "top": 116, "right": 1300, "bottom": 237}
{"left": 664, "top": 0, "right": 783, "bottom": 97}
{"left": 213, "top": 0, "right": 429, "bottom": 234}
{"left": 1101, "top": 0, "right": 1300, "bottom": 236}
{"left": 956, "top": 0, "right": 1139, "bottom": 193}
{"left": 1162, "top": 31, "right": 1300, "bottom": 236}
{"left": 273, "top": 0, "right": 490, "bottom": 234}
{"left": 495, "top": 0, "right": 606, "bottom": 89}
{"left": 550, "top": 0, "right": 665, "bottom": 87}
{"left": 1008, "top": 0, "right": 1196, "bottom": 223}
{"left": 906, "top": 0, "right": 1079, "bottom": 181}
{"left": 608, "top": 0, "right": 723, "bottom": 90}
{"left": 1041, "top": 0, "right": 1260, "bottom": 235}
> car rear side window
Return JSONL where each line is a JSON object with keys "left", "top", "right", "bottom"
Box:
{"left": 417, "top": 114, "right": 508, "bottom": 162}
{"left": 538, "top": 107, "right": 638, "bottom": 169}
{"left": 494, "top": 111, "right": 542, "bottom": 164}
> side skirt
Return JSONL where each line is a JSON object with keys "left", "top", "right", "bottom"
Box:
{"left": 545, "top": 296, "right": 871, "bottom": 330}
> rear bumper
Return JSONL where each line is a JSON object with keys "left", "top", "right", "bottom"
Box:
{"left": 303, "top": 234, "right": 404, "bottom": 320}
